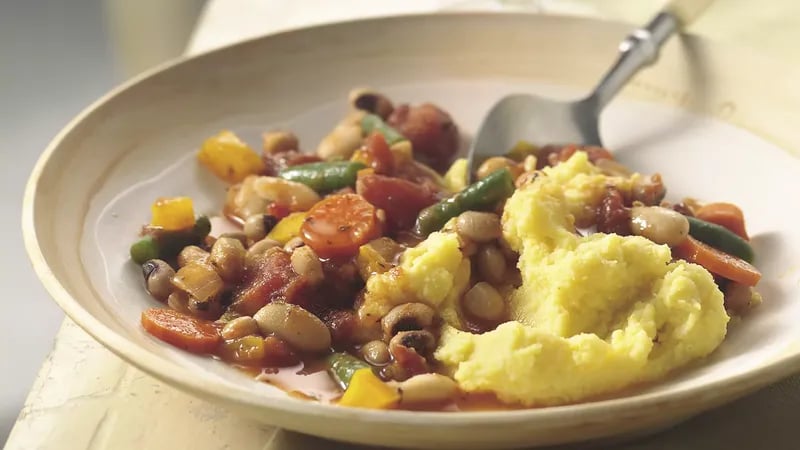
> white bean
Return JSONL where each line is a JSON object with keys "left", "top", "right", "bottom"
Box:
{"left": 248, "top": 238, "right": 281, "bottom": 257}
{"left": 361, "top": 340, "right": 391, "bottom": 365}
{"left": 476, "top": 244, "right": 506, "bottom": 284}
{"left": 476, "top": 157, "right": 515, "bottom": 181}
{"left": 221, "top": 316, "right": 259, "bottom": 340}
{"left": 254, "top": 303, "right": 331, "bottom": 353}
{"left": 317, "top": 123, "right": 363, "bottom": 160}
{"left": 210, "top": 237, "right": 246, "bottom": 282}
{"left": 291, "top": 246, "right": 324, "bottom": 285}
{"left": 462, "top": 282, "right": 505, "bottom": 322}
{"left": 456, "top": 211, "right": 502, "bottom": 243}
{"left": 630, "top": 206, "right": 690, "bottom": 247}
{"left": 396, "top": 374, "right": 458, "bottom": 406}
{"left": 262, "top": 131, "right": 299, "bottom": 155}
{"left": 252, "top": 176, "right": 321, "bottom": 212}
{"left": 283, "top": 237, "right": 305, "bottom": 252}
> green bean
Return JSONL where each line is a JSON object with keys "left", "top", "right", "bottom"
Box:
{"left": 360, "top": 113, "right": 405, "bottom": 145}
{"left": 686, "top": 216, "right": 754, "bottom": 262}
{"left": 327, "top": 352, "right": 371, "bottom": 390}
{"left": 130, "top": 236, "right": 159, "bottom": 264}
{"left": 279, "top": 161, "right": 366, "bottom": 193}
{"left": 132, "top": 215, "right": 212, "bottom": 263}
{"left": 414, "top": 168, "right": 515, "bottom": 236}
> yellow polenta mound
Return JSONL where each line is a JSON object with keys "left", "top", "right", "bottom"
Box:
{"left": 434, "top": 152, "right": 729, "bottom": 406}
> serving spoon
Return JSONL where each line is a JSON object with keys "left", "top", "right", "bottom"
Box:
{"left": 467, "top": 0, "right": 715, "bottom": 180}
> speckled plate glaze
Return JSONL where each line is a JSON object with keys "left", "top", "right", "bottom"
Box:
{"left": 22, "top": 13, "right": 800, "bottom": 449}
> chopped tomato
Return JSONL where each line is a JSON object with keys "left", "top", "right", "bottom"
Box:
{"left": 141, "top": 308, "right": 221, "bottom": 353}
{"left": 673, "top": 236, "right": 761, "bottom": 286}
{"left": 696, "top": 203, "right": 749, "bottom": 240}
{"left": 262, "top": 336, "right": 301, "bottom": 367}
{"left": 266, "top": 202, "right": 290, "bottom": 220}
{"left": 300, "top": 193, "right": 381, "bottom": 258}
{"left": 364, "top": 132, "right": 395, "bottom": 175}
{"left": 232, "top": 248, "right": 305, "bottom": 315}
{"left": 356, "top": 173, "right": 437, "bottom": 231}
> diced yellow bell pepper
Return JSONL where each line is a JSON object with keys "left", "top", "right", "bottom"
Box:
{"left": 355, "top": 237, "right": 403, "bottom": 281}
{"left": 198, "top": 130, "right": 265, "bottom": 184}
{"left": 266, "top": 212, "right": 308, "bottom": 244}
{"left": 389, "top": 140, "right": 413, "bottom": 166}
{"left": 218, "top": 336, "right": 265, "bottom": 364}
{"left": 151, "top": 196, "right": 195, "bottom": 230}
{"left": 350, "top": 148, "right": 373, "bottom": 167}
{"left": 338, "top": 368, "right": 399, "bottom": 409}
{"left": 443, "top": 158, "right": 468, "bottom": 193}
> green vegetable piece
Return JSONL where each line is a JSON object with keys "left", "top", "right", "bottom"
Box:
{"left": 136, "top": 215, "right": 212, "bottom": 262}
{"left": 360, "top": 113, "right": 406, "bottom": 145}
{"left": 130, "top": 236, "right": 159, "bottom": 264}
{"left": 193, "top": 215, "right": 211, "bottom": 238}
{"left": 414, "top": 168, "right": 515, "bottom": 236}
{"left": 327, "top": 352, "right": 371, "bottom": 390}
{"left": 686, "top": 216, "right": 755, "bottom": 263}
{"left": 279, "top": 161, "right": 366, "bottom": 193}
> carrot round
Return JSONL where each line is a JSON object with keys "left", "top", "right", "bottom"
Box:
{"left": 300, "top": 193, "right": 381, "bottom": 258}
{"left": 674, "top": 236, "right": 761, "bottom": 286}
{"left": 141, "top": 308, "right": 221, "bottom": 353}
{"left": 696, "top": 202, "right": 749, "bottom": 240}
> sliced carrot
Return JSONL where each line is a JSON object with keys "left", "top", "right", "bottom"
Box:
{"left": 300, "top": 193, "right": 381, "bottom": 258}
{"left": 141, "top": 308, "right": 221, "bottom": 353}
{"left": 673, "top": 236, "right": 761, "bottom": 286}
{"left": 696, "top": 202, "right": 749, "bottom": 240}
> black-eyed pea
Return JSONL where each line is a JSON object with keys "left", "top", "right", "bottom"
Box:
{"left": 141, "top": 259, "right": 175, "bottom": 301}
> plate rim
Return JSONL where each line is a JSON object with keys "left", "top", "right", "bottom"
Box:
{"left": 21, "top": 10, "right": 800, "bottom": 429}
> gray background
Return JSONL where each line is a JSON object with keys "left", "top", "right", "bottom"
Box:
{"left": 0, "top": 0, "right": 203, "bottom": 442}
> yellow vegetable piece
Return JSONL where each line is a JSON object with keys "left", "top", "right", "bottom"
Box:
{"left": 389, "top": 140, "right": 413, "bottom": 166}
{"left": 350, "top": 148, "right": 372, "bottom": 167}
{"left": 198, "top": 130, "right": 266, "bottom": 184}
{"left": 151, "top": 196, "right": 195, "bottom": 230}
{"left": 171, "top": 262, "right": 224, "bottom": 302}
{"left": 338, "top": 368, "right": 399, "bottom": 409}
{"left": 355, "top": 238, "right": 403, "bottom": 281}
{"left": 443, "top": 158, "right": 468, "bottom": 192}
{"left": 266, "top": 212, "right": 308, "bottom": 244}
{"left": 218, "top": 336, "right": 265, "bottom": 364}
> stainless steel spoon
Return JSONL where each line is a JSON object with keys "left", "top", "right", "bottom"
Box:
{"left": 467, "top": 0, "right": 714, "bottom": 180}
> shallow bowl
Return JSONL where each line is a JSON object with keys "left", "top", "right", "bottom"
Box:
{"left": 22, "top": 13, "right": 800, "bottom": 449}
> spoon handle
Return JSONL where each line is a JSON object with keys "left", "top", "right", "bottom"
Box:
{"left": 587, "top": 0, "right": 714, "bottom": 111}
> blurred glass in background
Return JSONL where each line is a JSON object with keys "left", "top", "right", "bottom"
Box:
{"left": 0, "top": 0, "right": 204, "bottom": 443}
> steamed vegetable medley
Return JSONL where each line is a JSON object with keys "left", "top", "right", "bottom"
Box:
{"left": 131, "top": 89, "right": 762, "bottom": 410}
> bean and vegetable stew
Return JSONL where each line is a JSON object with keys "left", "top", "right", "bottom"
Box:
{"left": 131, "top": 89, "right": 761, "bottom": 410}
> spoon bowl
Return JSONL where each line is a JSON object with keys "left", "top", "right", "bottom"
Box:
{"left": 467, "top": 0, "right": 714, "bottom": 178}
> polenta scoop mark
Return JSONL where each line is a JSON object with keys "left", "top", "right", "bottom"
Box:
{"left": 434, "top": 152, "right": 729, "bottom": 407}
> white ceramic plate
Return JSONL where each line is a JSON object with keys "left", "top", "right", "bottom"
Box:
{"left": 22, "top": 13, "right": 800, "bottom": 449}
